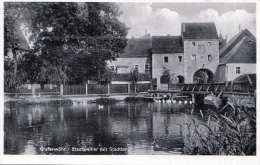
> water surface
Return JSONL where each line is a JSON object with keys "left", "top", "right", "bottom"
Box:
{"left": 4, "top": 100, "right": 204, "bottom": 155}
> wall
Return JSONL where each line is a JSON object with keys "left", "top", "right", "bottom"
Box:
{"left": 214, "top": 64, "right": 226, "bottom": 82}
{"left": 183, "top": 39, "right": 219, "bottom": 83}
{"left": 226, "top": 63, "right": 256, "bottom": 81}
{"left": 152, "top": 53, "right": 184, "bottom": 89}
{"left": 107, "top": 57, "right": 149, "bottom": 74}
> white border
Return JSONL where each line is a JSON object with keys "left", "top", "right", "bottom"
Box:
{"left": 0, "top": 0, "right": 259, "bottom": 164}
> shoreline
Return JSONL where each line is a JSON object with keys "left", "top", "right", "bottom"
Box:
{"left": 4, "top": 94, "right": 135, "bottom": 103}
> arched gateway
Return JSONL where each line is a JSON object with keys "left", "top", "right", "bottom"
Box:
{"left": 193, "top": 69, "right": 214, "bottom": 83}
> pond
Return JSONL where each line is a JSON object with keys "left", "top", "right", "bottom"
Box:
{"left": 4, "top": 99, "right": 206, "bottom": 155}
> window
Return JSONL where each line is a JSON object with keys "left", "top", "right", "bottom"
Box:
{"left": 236, "top": 67, "right": 241, "bottom": 74}
{"left": 192, "top": 54, "right": 196, "bottom": 61}
{"left": 192, "top": 42, "right": 196, "bottom": 46}
{"left": 145, "top": 64, "right": 150, "bottom": 73}
{"left": 178, "top": 56, "right": 182, "bottom": 62}
{"left": 208, "top": 54, "right": 212, "bottom": 61}
{"left": 164, "top": 56, "right": 168, "bottom": 63}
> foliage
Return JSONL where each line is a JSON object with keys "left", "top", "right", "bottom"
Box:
{"left": 184, "top": 104, "right": 256, "bottom": 155}
{"left": 4, "top": 3, "right": 31, "bottom": 91}
{"left": 4, "top": 2, "right": 128, "bottom": 91}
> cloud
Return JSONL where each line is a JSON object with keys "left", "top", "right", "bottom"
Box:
{"left": 197, "top": 9, "right": 256, "bottom": 40}
{"left": 119, "top": 3, "right": 256, "bottom": 40}
{"left": 119, "top": 3, "right": 181, "bottom": 37}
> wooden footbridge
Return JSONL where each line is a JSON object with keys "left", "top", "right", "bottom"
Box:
{"left": 148, "top": 81, "right": 256, "bottom": 96}
{"left": 146, "top": 81, "right": 256, "bottom": 108}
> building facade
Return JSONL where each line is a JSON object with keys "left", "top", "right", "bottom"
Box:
{"left": 182, "top": 23, "right": 219, "bottom": 83}
{"left": 108, "top": 23, "right": 256, "bottom": 90}
{"left": 215, "top": 29, "right": 256, "bottom": 82}
{"left": 107, "top": 37, "right": 152, "bottom": 87}
{"left": 152, "top": 36, "right": 184, "bottom": 89}
{"left": 152, "top": 22, "right": 219, "bottom": 89}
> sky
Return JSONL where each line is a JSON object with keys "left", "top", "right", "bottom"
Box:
{"left": 118, "top": 3, "right": 256, "bottom": 40}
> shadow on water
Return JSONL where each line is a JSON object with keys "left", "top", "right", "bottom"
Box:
{"left": 4, "top": 100, "right": 205, "bottom": 155}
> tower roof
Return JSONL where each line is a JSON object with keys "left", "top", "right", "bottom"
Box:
{"left": 181, "top": 22, "right": 218, "bottom": 40}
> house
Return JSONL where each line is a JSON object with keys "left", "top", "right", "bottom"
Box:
{"left": 152, "top": 36, "right": 184, "bottom": 89}
{"left": 152, "top": 22, "right": 219, "bottom": 89}
{"left": 107, "top": 36, "right": 152, "bottom": 92}
{"left": 107, "top": 37, "right": 152, "bottom": 75}
{"left": 215, "top": 29, "right": 256, "bottom": 82}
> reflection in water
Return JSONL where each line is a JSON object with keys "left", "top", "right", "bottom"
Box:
{"left": 4, "top": 100, "right": 204, "bottom": 155}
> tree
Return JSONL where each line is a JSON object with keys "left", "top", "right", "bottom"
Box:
{"left": 4, "top": 2, "right": 128, "bottom": 90}
{"left": 28, "top": 2, "right": 128, "bottom": 85}
{"left": 4, "top": 3, "right": 30, "bottom": 91}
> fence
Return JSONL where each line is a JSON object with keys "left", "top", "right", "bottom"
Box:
{"left": 4, "top": 84, "right": 60, "bottom": 97}
{"left": 5, "top": 81, "right": 152, "bottom": 96}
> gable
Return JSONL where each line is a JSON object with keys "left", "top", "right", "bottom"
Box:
{"left": 220, "top": 29, "right": 255, "bottom": 58}
{"left": 220, "top": 36, "right": 256, "bottom": 64}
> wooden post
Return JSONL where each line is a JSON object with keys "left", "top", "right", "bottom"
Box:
{"left": 60, "top": 84, "right": 63, "bottom": 96}
{"left": 86, "top": 83, "right": 88, "bottom": 96}
{"left": 32, "top": 84, "right": 36, "bottom": 97}
{"left": 128, "top": 83, "right": 131, "bottom": 94}
{"left": 192, "top": 94, "right": 195, "bottom": 104}
{"left": 107, "top": 83, "right": 110, "bottom": 95}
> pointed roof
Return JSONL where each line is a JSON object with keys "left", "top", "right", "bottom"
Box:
{"left": 181, "top": 22, "right": 218, "bottom": 40}
{"left": 220, "top": 29, "right": 255, "bottom": 58}
{"left": 220, "top": 35, "right": 256, "bottom": 64}
{"left": 152, "top": 36, "right": 183, "bottom": 54}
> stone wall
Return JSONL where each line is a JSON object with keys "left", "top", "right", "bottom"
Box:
{"left": 183, "top": 39, "right": 219, "bottom": 83}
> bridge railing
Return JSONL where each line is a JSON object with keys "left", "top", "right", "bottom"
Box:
{"left": 170, "top": 81, "right": 255, "bottom": 93}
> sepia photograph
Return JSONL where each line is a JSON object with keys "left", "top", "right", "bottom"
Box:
{"left": 3, "top": 1, "right": 256, "bottom": 156}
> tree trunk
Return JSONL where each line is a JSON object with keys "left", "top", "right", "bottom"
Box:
{"left": 12, "top": 48, "right": 17, "bottom": 76}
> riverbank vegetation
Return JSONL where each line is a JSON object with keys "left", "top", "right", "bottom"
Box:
{"left": 184, "top": 104, "right": 256, "bottom": 155}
